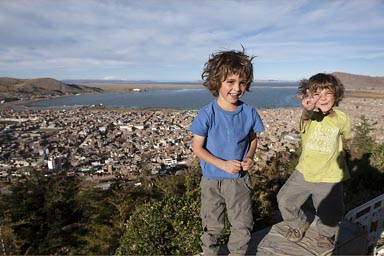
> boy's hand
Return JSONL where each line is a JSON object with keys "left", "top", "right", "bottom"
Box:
{"left": 241, "top": 157, "right": 254, "bottom": 171}
{"left": 223, "top": 160, "right": 242, "bottom": 174}
{"left": 302, "top": 89, "right": 320, "bottom": 111}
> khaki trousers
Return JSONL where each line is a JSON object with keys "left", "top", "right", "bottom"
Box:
{"left": 277, "top": 170, "right": 344, "bottom": 238}
{"left": 200, "top": 173, "right": 253, "bottom": 256}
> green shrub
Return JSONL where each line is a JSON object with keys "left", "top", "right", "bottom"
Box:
{"left": 116, "top": 196, "right": 201, "bottom": 255}
{"left": 344, "top": 116, "right": 384, "bottom": 210}
{"left": 346, "top": 115, "right": 376, "bottom": 159}
{"left": 370, "top": 144, "right": 384, "bottom": 172}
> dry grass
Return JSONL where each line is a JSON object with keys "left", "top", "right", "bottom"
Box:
{"left": 346, "top": 91, "right": 384, "bottom": 99}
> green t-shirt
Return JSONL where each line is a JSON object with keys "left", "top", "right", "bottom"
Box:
{"left": 296, "top": 109, "right": 351, "bottom": 183}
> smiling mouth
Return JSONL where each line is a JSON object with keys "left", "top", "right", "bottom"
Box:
{"left": 318, "top": 101, "right": 329, "bottom": 106}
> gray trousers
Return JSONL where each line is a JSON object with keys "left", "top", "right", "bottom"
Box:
{"left": 277, "top": 170, "right": 344, "bottom": 238}
{"left": 200, "top": 173, "right": 253, "bottom": 256}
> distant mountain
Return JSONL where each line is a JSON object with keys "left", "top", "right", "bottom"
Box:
{"left": 0, "top": 77, "right": 103, "bottom": 100}
{"left": 62, "top": 79, "right": 158, "bottom": 85}
{"left": 332, "top": 72, "right": 384, "bottom": 90}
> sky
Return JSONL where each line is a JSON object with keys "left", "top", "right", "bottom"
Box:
{"left": 0, "top": 0, "right": 383, "bottom": 82}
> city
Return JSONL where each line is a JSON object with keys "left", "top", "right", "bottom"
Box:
{"left": 1, "top": 95, "right": 383, "bottom": 190}
{"left": 0, "top": 106, "right": 303, "bottom": 189}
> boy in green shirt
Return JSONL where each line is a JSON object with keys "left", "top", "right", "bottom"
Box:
{"left": 277, "top": 73, "right": 351, "bottom": 249}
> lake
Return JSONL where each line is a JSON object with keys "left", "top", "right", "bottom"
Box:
{"left": 27, "top": 86, "right": 301, "bottom": 110}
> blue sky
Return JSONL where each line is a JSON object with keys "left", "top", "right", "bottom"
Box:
{"left": 0, "top": 0, "right": 383, "bottom": 82}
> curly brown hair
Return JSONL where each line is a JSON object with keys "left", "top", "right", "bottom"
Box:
{"left": 201, "top": 48, "right": 255, "bottom": 97}
{"left": 298, "top": 73, "right": 345, "bottom": 106}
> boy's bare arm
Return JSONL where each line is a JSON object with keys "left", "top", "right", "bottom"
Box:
{"left": 192, "top": 134, "right": 242, "bottom": 174}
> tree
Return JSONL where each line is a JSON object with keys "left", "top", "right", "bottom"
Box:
{"left": 344, "top": 116, "right": 384, "bottom": 210}
{"left": 370, "top": 143, "right": 384, "bottom": 172}
{"left": 0, "top": 170, "right": 83, "bottom": 255}
{"left": 346, "top": 115, "right": 376, "bottom": 159}
{"left": 0, "top": 214, "right": 21, "bottom": 255}
{"left": 72, "top": 180, "right": 152, "bottom": 255}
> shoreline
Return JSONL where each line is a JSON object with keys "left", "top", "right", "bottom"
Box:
{"left": 85, "top": 83, "right": 384, "bottom": 94}
{"left": 85, "top": 83, "right": 301, "bottom": 92}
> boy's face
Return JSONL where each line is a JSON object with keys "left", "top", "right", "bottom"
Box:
{"left": 217, "top": 73, "right": 247, "bottom": 111}
{"left": 313, "top": 88, "right": 335, "bottom": 114}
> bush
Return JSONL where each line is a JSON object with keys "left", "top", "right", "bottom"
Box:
{"left": 370, "top": 143, "right": 384, "bottom": 172}
{"left": 344, "top": 116, "right": 384, "bottom": 210}
{"left": 346, "top": 115, "right": 376, "bottom": 159}
{"left": 116, "top": 196, "right": 201, "bottom": 255}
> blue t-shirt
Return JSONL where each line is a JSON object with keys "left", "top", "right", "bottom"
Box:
{"left": 189, "top": 100, "right": 264, "bottom": 179}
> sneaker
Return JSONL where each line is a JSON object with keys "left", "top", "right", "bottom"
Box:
{"left": 286, "top": 222, "right": 310, "bottom": 243}
{"left": 317, "top": 235, "right": 335, "bottom": 249}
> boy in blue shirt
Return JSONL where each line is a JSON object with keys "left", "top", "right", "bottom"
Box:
{"left": 189, "top": 49, "right": 264, "bottom": 255}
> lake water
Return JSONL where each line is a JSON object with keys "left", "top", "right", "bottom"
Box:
{"left": 28, "top": 86, "right": 301, "bottom": 110}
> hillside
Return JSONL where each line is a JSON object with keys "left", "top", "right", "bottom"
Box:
{"left": 1, "top": 73, "right": 383, "bottom": 102}
{"left": 0, "top": 77, "right": 103, "bottom": 100}
{"left": 332, "top": 72, "right": 384, "bottom": 90}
